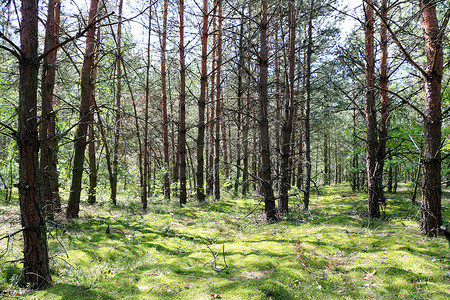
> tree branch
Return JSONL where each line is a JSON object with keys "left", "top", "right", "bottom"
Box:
{"left": 365, "top": 0, "right": 427, "bottom": 78}
{"left": 432, "top": 7, "right": 450, "bottom": 72}
{"left": 38, "top": 12, "right": 114, "bottom": 61}
{"left": 0, "top": 32, "right": 21, "bottom": 59}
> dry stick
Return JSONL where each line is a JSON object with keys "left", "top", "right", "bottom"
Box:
{"left": 0, "top": 227, "right": 25, "bottom": 241}
{"left": 204, "top": 241, "right": 228, "bottom": 272}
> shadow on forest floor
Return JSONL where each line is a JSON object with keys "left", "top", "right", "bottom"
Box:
{"left": 1, "top": 183, "right": 450, "bottom": 299}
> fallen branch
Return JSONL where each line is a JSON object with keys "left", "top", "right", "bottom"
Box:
{"left": 204, "top": 240, "right": 229, "bottom": 272}
{"left": 0, "top": 227, "right": 25, "bottom": 241}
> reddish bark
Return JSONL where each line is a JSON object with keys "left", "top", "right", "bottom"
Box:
{"left": 19, "top": 0, "right": 52, "bottom": 288}
{"left": 40, "top": 0, "right": 61, "bottom": 217}
{"left": 67, "top": 0, "right": 99, "bottom": 219}
{"left": 419, "top": 0, "right": 443, "bottom": 236}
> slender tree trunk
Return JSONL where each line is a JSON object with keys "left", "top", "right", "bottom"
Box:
{"left": 234, "top": 13, "right": 244, "bottom": 197}
{"left": 419, "top": 0, "right": 443, "bottom": 236}
{"left": 143, "top": 4, "right": 151, "bottom": 210}
{"left": 207, "top": 17, "right": 216, "bottom": 196}
{"left": 110, "top": 0, "right": 123, "bottom": 206}
{"left": 259, "top": 0, "right": 277, "bottom": 222}
{"left": 87, "top": 33, "right": 100, "bottom": 205}
{"left": 278, "top": 0, "right": 296, "bottom": 215}
{"left": 323, "top": 129, "right": 329, "bottom": 185}
{"left": 303, "top": 0, "right": 314, "bottom": 211}
{"left": 387, "top": 164, "right": 393, "bottom": 193}
{"left": 161, "top": 0, "right": 171, "bottom": 199}
{"left": 18, "top": 0, "right": 52, "bottom": 288}
{"left": 364, "top": 0, "right": 380, "bottom": 219}
{"left": 274, "top": 29, "right": 281, "bottom": 191}
{"left": 196, "top": 0, "right": 208, "bottom": 202}
{"left": 376, "top": 0, "right": 389, "bottom": 207}
{"left": 297, "top": 78, "right": 304, "bottom": 190}
{"left": 242, "top": 3, "right": 252, "bottom": 195}
{"left": 178, "top": 0, "right": 187, "bottom": 205}
{"left": 40, "top": 0, "right": 61, "bottom": 218}
{"left": 214, "top": 0, "right": 222, "bottom": 200}
{"left": 67, "top": 0, "right": 99, "bottom": 219}
{"left": 352, "top": 99, "right": 358, "bottom": 191}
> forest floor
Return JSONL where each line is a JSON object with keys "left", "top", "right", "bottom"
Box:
{"left": 1, "top": 183, "right": 450, "bottom": 299}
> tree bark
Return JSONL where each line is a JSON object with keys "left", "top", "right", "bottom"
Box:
{"left": 196, "top": 0, "right": 208, "bottom": 202}
{"left": 242, "top": 3, "right": 252, "bottom": 196}
{"left": 303, "top": 0, "right": 314, "bottom": 211}
{"left": 143, "top": 3, "right": 150, "bottom": 210}
{"left": 67, "top": 0, "right": 99, "bottom": 219}
{"left": 278, "top": 0, "right": 296, "bottom": 215}
{"left": 161, "top": 0, "right": 171, "bottom": 199}
{"left": 214, "top": 0, "right": 223, "bottom": 200}
{"left": 207, "top": 6, "right": 216, "bottom": 196}
{"left": 234, "top": 13, "right": 244, "bottom": 198}
{"left": 87, "top": 30, "right": 100, "bottom": 205}
{"left": 419, "top": 0, "right": 443, "bottom": 236}
{"left": 40, "top": 0, "right": 61, "bottom": 218}
{"left": 178, "top": 0, "right": 187, "bottom": 206}
{"left": 376, "top": 0, "right": 389, "bottom": 207}
{"left": 19, "top": 0, "right": 52, "bottom": 288}
{"left": 259, "top": 0, "right": 277, "bottom": 222}
{"left": 111, "top": 0, "right": 123, "bottom": 206}
{"left": 364, "top": 0, "right": 380, "bottom": 219}
{"left": 323, "top": 129, "right": 329, "bottom": 185}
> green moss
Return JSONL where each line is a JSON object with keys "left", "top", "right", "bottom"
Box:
{"left": 2, "top": 184, "right": 450, "bottom": 299}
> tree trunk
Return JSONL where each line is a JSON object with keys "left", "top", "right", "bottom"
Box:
{"left": 376, "top": 0, "right": 389, "bottom": 207}
{"left": 196, "top": 0, "right": 208, "bottom": 202}
{"left": 259, "top": 0, "right": 277, "bottom": 222}
{"left": 214, "top": 0, "right": 223, "bottom": 200}
{"left": 419, "top": 0, "right": 443, "bottom": 236}
{"left": 67, "top": 0, "right": 99, "bottom": 219}
{"left": 111, "top": 0, "right": 123, "bottom": 206}
{"left": 352, "top": 99, "right": 359, "bottom": 191}
{"left": 303, "top": 0, "right": 314, "bottom": 211}
{"left": 278, "top": 0, "right": 296, "bottom": 215}
{"left": 40, "top": 0, "right": 61, "bottom": 218}
{"left": 161, "top": 0, "right": 171, "bottom": 199}
{"left": 143, "top": 3, "right": 151, "bottom": 210}
{"left": 242, "top": 3, "right": 252, "bottom": 196}
{"left": 87, "top": 38, "right": 99, "bottom": 205}
{"left": 19, "top": 0, "right": 52, "bottom": 288}
{"left": 178, "top": 0, "right": 187, "bottom": 206}
{"left": 323, "top": 129, "right": 329, "bottom": 185}
{"left": 234, "top": 13, "right": 244, "bottom": 197}
{"left": 364, "top": 0, "right": 380, "bottom": 219}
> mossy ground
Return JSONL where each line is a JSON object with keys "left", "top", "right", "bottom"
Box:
{"left": 1, "top": 184, "right": 450, "bottom": 299}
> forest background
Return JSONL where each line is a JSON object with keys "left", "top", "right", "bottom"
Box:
{"left": 0, "top": 0, "right": 450, "bottom": 298}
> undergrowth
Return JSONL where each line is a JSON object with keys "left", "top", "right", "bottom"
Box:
{"left": 1, "top": 184, "right": 450, "bottom": 299}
